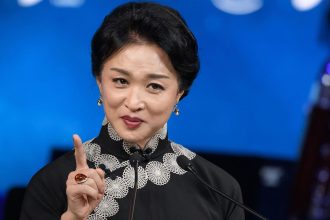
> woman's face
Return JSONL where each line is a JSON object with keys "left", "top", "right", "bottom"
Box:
{"left": 97, "top": 43, "right": 183, "bottom": 148}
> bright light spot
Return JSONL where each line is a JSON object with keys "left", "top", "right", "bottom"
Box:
{"left": 259, "top": 166, "right": 284, "bottom": 187}
{"left": 321, "top": 74, "right": 330, "bottom": 87}
{"left": 291, "top": 0, "right": 322, "bottom": 11}
{"left": 211, "top": 0, "right": 263, "bottom": 15}
{"left": 50, "top": 0, "right": 84, "bottom": 7}
{"left": 17, "top": 0, "right": 43, "bottom": 7}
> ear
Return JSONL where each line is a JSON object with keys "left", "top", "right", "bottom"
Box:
{"left": 176, "top": 90, "right": 184, "bottom": 103}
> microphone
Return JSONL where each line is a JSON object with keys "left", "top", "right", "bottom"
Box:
{"left": 127, "top": 147, "right": 152, "bottom": 220}
{"left": 129, "top": 150, "right": 145, "bottom": 165}
{"left": 129, "top": 147, "right": 152, "bottom": 164}
{"left": 176, "top": 155, "right": 268, "bottom": 220}
{"left": 128, "top": 151, "right": 142, "bottom": 220}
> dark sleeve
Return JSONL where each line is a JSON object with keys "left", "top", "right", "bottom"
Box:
{"left": 20, "top": 152, "right": 75, "bottom": 220}
{"left": 225, "top": 178, "right": 245, "bottom": 220}
{"left": 193, "top": 155, "right": 245, "bottom": 220}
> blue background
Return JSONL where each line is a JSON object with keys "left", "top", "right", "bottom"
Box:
{"left": 0, "top": 0, "right": 329, "bottom": 198}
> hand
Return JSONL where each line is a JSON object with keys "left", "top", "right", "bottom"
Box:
{"left": 62, "top": 134, "right": 105, "bottom": 220}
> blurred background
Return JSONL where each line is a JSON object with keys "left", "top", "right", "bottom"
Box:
{"left": 1, "top": 0, "right": 330, "bottom": 219}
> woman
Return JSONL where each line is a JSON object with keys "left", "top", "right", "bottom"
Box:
{"left": 20, "top": 2, "right": 244, "bottom": 220}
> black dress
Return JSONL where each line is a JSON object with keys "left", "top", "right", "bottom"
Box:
{"left": 20, "top": 122, "right": 245, "bottom": 220}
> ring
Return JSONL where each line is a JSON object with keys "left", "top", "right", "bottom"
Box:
{"left": 75, "top": 173, "right": 88, "bottom": 184}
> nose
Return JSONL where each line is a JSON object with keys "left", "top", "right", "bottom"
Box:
{"left": 124, "top": 87, "right": 145, "bottom": 112}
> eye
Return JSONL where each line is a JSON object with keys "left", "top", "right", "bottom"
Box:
{"left": 112, "top": 78, "right": 128, "bottom": 87}
{"left": 147, "top": 83, "right": 165, "bottom": 93}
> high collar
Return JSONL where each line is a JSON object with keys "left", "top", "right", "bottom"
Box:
{"left": 95, "top": 121, "right": 170, "bottom": 161}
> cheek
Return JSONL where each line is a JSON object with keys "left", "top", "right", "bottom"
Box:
{"left": 102, "top": 89, "right": 125, "bottom": 110}
{"left": 147, "top": 94, "right": 177, "bottom": 116}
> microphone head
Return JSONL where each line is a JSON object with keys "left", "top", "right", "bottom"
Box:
{"left": 176, "top": 155, "right": 191, "bottom": 171}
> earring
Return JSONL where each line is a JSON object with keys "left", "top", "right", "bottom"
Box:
{"left": 97, "top": 97, "right": 103, "bottom": 106}
{"left": 173, "top": 105, "right": 180, "bottom": 116}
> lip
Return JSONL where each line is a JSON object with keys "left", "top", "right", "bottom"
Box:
{"left": 121, "top": 115, "right": 144, "bottom": 129}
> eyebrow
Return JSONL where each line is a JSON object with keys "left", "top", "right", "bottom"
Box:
{"left": 110, "top": 67, "right": 171, "bottom": 80}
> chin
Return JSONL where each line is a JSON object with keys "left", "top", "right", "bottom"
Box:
{"left": 119, "top": 131, "right": 144, "bottom": 143}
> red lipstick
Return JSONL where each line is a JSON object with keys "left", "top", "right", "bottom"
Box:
{"left": 121, "top": 116, "right": 143, "bottom": 129}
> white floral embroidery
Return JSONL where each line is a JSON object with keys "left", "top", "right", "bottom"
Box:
{"left": 123, "top": 165, "right": 148, "bottom": 189}
{"left": 122, "top": 124, "right": 167, "bottom": 155}
{"left": 95, "top": 154, "right": 120, "bottom": 172}
{"left": 146, "top": 161, "right": 171, "bottom": 186}
{"left": 87, "top": 213, "right": 106, "bottom": 220}
{"left": 83, "top": 142, "right": 101, "bottom": 162}
{"left": 163, "top": 153, "right": 186, "bottom": 175}
{"left": 105, "top": 177, "right": 129, "bottom": 199}
{"left": 114, "top": 160, "right": 130, "bottom": 170}
{"left": 145, "top": 135, "right": 159, "bottom": 154}
{"left": 94, "top": 195, "right": 119, "bottom": 218}
{"left": 85, "top": 121, "right": 195, "bottom": 219}
{"left": 171, "top": 142, "right": 196, "bottom": 160}
{"left": 122, "top": 140, "right": 138, "bottom": 155}
{"left": 156, "top": 123, "right": 167, "bottom": 140}
{"left": 107, "top": 123, "right": 122, "bottom": 141}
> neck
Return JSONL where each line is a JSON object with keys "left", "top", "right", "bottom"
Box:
{"left": 135, "top": 138, "right": 152, "bottom": 150}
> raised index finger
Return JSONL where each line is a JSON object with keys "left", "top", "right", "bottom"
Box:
{"left": 73, "top": 134, "right": 89, "bottom": 170}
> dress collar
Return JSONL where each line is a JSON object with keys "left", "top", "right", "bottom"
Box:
{"left": 96, "top": 118, "right": 169, "bottom": 161}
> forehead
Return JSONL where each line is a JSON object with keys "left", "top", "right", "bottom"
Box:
{"left": 102, "top": 43, "right": 177, "bottom": 79}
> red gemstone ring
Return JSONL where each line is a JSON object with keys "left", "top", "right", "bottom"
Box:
{"left": 75, "top": 173, "right": 88, "bottom": 184}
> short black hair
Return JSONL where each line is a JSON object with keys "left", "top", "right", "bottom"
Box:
{"left": 91, "top": 2, "right": 200, "bottom": 99}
